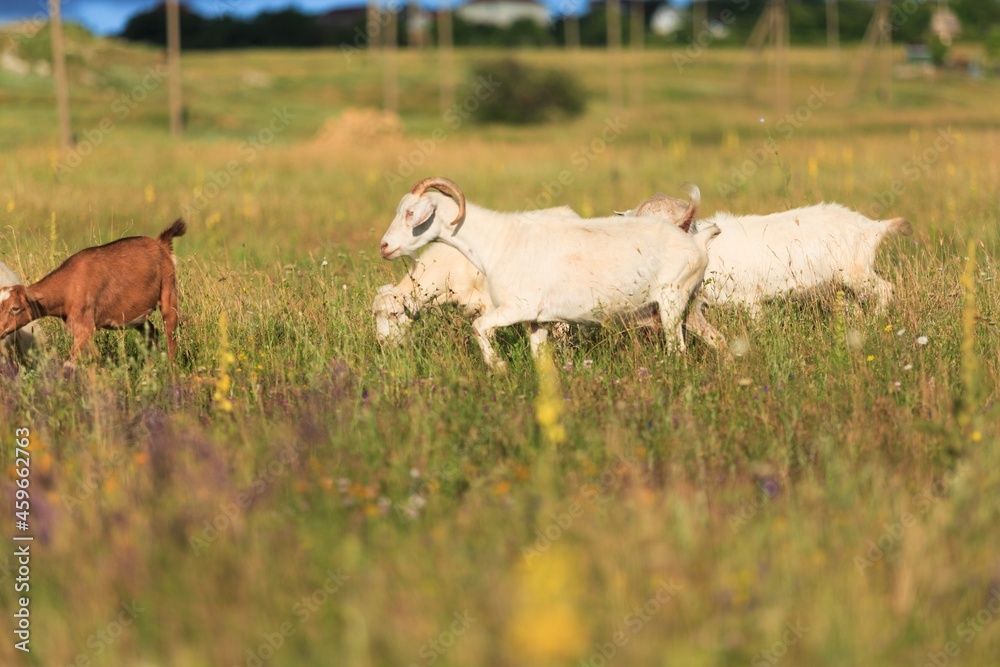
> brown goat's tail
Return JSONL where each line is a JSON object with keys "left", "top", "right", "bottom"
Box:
{"left": 158, "top": 218, "right": 187, "bottom": 249}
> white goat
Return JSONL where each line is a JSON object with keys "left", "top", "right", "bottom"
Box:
{"left": 379, "top": 177, "right": 719, "bottom": 369}
{"left": 0, "top": 260, "right": 45, "bottom": 360}
{"left": 623, "top": 197, "right": 912, "bottom": 316}
{"left": 373, "top": 206, "right": 580, "bottom": 345}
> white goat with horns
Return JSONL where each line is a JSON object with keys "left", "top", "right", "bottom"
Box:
{"left": 379, "top": 177, "right": 719, "bottom": 369}
{"left": 372, "top": 206, "right": 581, "bottom": 346}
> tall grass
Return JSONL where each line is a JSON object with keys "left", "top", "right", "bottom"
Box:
{"left": 0, "top": 37, "right": 998, "bottom": 666}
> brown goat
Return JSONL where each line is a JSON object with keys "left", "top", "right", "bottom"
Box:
{"left": 0, "top": 219, "right": 187, "bottom": 362}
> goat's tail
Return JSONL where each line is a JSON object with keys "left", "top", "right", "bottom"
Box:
{"left": 158, "top": 218, "right": 188, "bottom": 249}
{"left": 885, "top": 217, "right": 913, "bottom": 237}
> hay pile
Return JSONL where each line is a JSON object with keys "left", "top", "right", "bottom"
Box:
{"left": 311, "top": 108, "right": 403, "bottom": 149}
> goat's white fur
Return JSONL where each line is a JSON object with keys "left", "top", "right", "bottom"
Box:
{"left": 0, "top": 261, "right": 45, "bottom": 359}
{"left": 680, "top": 203, "right": 911, "bottom": 315}
{"left": 373, "top": 206, "right": 581, "bottom": 345}
{"left": 379, "top": 184, "right": 718, "bottom": 369}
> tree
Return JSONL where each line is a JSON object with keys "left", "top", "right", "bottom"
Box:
{"left": 951, "top": 0, "right": 1000, "bottom": 40}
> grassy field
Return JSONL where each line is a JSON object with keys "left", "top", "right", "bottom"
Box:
{"left": 0, "top": 29, "right": 999, "bottom": 667}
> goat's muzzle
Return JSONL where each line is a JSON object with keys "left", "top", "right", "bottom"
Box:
{"left": 380, "top": 241, "right": 400, "bottom": 259}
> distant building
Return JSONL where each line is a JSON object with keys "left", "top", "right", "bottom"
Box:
{"left": 456, "top": 0, "right": 551, "bottom": 28}
{"left": 905, "top": 43, "right": 932, "bottom": 65}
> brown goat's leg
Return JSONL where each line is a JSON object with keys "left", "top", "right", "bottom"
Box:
{"left": 161, "top": 278, "right": 179, "bottom": 361}
{"left": 67, "top": 316, "right": 97, "bottom": 362}
{"left": 131, "top": 320, "right": 159, "bottom": 349}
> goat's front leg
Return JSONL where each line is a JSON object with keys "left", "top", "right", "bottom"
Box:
{"left": 471, "top": 306, "right": 525, "bottom": 371}
{"left": 66, "top": 314, "right": 97, "bottom": 362}
{"left": 528, "top": 323, "right": 549, "bottom": 357}
{"left": 655, "top": 288, "right": 688, "bottom": 355}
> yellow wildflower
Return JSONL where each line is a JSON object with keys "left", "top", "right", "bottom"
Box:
{"left": 213, "top": 313, "right": 235, "bottom": 412}
{"left": 534, "top": 345, "right": 566, "bottom": 446}
{"left": 506, "top": 546, "right": 588, "bottom": 662}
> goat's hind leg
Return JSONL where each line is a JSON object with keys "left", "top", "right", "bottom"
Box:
{"left": 160, "top": 274, "right": 180, "bottom": 361}
{"left": 131, "top": 319, "right": 159, "bottom": 351}
{"left": 838, "top": 256, "right": 896, "bottom": 312}
{"left": 471, "top": 306, "right": 525, "bottom": 371}
{"left": 851, "top": 273, "right": 895, "bottom": 312}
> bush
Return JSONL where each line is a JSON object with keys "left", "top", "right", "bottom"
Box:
{"left": 12, "top": 22, "right": 95, "bottom": 63}
{"left": 469, "top": 59, "right": 586, "bottom": 125}
{"left": 929, "top": 36, "right": 949, "bottom": 67}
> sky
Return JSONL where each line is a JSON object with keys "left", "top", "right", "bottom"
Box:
{"left": 0, "top": 0, "right": 686, "bottom": 35}
{"left": 0, "top": 1, "right": 367, "bottom": 35}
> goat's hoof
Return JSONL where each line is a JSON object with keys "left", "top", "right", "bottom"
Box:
{"left": 489, "top": 360, "right": 508, "bottom": 374}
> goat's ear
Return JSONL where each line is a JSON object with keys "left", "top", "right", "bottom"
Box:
{"left": 6, "top": 284, "right": 27, "bottom": 302}
{"left": 3, "top": 286, "right": 28, "bottom": 312}
{"left": 405, "top": 198, "right": 436, "bottom": 229}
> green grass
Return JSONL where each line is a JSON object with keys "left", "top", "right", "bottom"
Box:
{"left": 0, "top": 31, "right": 998, "bottom": 666}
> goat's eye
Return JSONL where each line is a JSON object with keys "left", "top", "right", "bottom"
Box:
{"left": 10, "top": 307, "right": 22, "bottom": 314}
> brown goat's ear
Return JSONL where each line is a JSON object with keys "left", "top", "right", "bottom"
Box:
{"left": 1, "top": 284, "right": 26, "bottom": 303}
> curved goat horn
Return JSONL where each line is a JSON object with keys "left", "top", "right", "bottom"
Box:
{"left": 409, "top": 177, "right": 466, "bottom": 226}
{"left": 677, "top": 183, "right": 700, "bottom": 233}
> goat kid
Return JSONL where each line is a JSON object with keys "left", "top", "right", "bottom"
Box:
{"left": 379, "top": 177, "right": 717, "bottom": 369}
{"left": 0, "top": 219, "right": 187, "bottom": 362}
